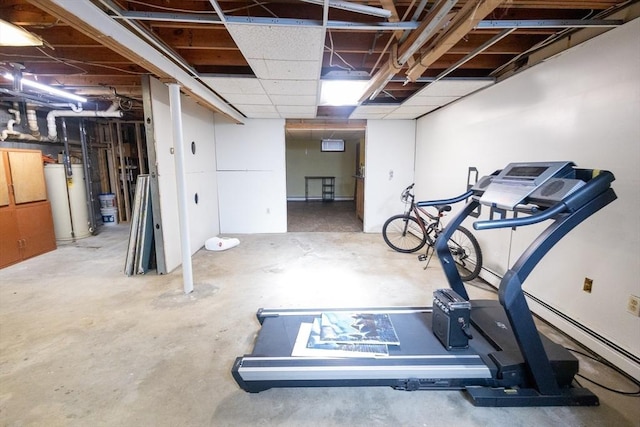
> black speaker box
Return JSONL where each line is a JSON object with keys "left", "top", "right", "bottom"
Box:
{"left": 432, "top": 289, "right": 471, "bottom": 350}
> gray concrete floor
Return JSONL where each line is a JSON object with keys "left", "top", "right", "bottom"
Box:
{"left": 1, "top": 225, "right": 638, "bottom": 426}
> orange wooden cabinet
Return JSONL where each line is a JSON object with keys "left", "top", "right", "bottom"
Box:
{"left": 0, "top": 149, "right": 56, "bottom": 269}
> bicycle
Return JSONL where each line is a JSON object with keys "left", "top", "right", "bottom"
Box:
{"left": 382, "top": 183, "right": 483, "bottom": 281}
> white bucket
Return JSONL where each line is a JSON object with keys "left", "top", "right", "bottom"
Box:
{"left": 98, "top": 193, "right": 116, "bottom": 209}
{"left": 101, "top": 207, "right": 118, "bottom": 225}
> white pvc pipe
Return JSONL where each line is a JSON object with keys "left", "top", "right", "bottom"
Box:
{"left": 1, "top": 107, "right": 47, "bottom": 142}
{"left": 46, "top": 108, "right": 123, "bottom": 140}
{"left": 26, "top": 108, "right": 40, "bottom": 136}
{"left": 168, "top": 83, "right": 194, "bottom": 294}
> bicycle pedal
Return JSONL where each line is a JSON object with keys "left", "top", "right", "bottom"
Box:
{"left": 418, "top": 254, "right": 427, "bottom": 262}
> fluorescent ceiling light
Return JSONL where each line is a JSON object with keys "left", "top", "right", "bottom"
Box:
{"left": 2, "top": 73, "right": 87, "bottom": 103}
{"left": 0, "top": 19, "right": 43, "bottom": 46}
{"left": 320, "top": 80, "right": 368, "bottom": 106}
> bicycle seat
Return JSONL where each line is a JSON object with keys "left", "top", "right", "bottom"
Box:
{"left": 436, "top": 205, "right": 452, "bottom": 213}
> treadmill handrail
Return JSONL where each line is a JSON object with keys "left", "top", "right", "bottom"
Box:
{"left": 472, "top": 170, "right": 615, "bottom": 231}
{"left": 473, "top": 203, "right": 565, "bottom": 230}
{"left": 416, "top": 190, "right": 474, "bottom": 207}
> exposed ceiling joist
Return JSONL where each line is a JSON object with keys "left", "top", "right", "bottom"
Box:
{"left": 406, "top": 0, "right": 505, "bottom": 82}
{"left": 1, "top": 0, "right": 634, "bottom": 126}
{"left": 26, "top": 0, "right": 244, "bottom": 123}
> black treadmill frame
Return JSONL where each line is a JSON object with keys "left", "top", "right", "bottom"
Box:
{"left": 232, "top": 166, "right": 616, "bottom": 407}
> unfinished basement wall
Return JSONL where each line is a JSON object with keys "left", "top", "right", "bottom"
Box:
{"left": 414, "top": 19, "right": 640, "bottom": 379}
{"left": 214, "top": 117, "right": 287, "bottom": 233}
{"left": 147, "top": 77, "right": 220, "bottom": 273}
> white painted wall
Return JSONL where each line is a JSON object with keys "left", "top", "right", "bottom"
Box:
{"left": 214, "top": 117, "right": 287, "bottom": 233}
{"left": 364, "top": 120, "right": 416, "bottom": 232}
{"left": 414, "top": 19, "right": 640, "bottom": 379}
{"left": 149, "top": 77, "right": 220, "bottom": 272}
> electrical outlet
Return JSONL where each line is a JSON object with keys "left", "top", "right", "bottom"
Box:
{"left": 583, "top": 278, "right": 593, "bottom": 293}
{"left": 627, "top": 295, "right": 640, "bottom": 317}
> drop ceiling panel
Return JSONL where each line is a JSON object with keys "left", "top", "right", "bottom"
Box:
{"left": 226, "top": 25, "right": 324, "bottom": 62}
{"left": 241, "top": 112, "right": 282, "bottom": 119}
{"left": 276, "top": 105, "right": 317, "bottom": 115}
{"left": 261, "top": 80, "right": 318, "bottom": 96}
{"left": 269, "top": 95, "right": 317, "bottom": 106}
{"left": 403, "top": 95, "right": 459, "bottom": 106}
{"left": 418, "top": 80, "right": 494, "bottom": 97}
{"left": 201, "top": 77, "right": 266, "bottom": 95}
{"left": 233, "top": 104, "right": 278, "bottom": 114}
{"left": 221, "top": 93, "right": 273, "bottom": 105}
{"left": 234, "top": 104, "right": 279, "bottom": 118}
{"left": 250, "top": 60, "right": 321, "bottom": 80}
{"left": 350, "top": 104, "right": 398, "bottom": 119}
{"left": 386, "top": 105, "right": 440, "bottom": 118}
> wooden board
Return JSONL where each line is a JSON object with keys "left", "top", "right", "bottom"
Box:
{"left": 0, "top": 153, "right": 10, "bottom": 207}
{"left": 7, "top": 150, "right": 47, "bottom": 204}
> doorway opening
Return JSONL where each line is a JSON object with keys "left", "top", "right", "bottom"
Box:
{"left": 285, "top": 120, "right": 365, "bottom": 232}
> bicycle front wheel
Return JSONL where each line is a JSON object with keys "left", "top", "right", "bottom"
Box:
{"left": 382, "top": 215, "right": 426, "bottom": 253}
{"left": 448, "top": 226, "right": 483, "bottom": 281}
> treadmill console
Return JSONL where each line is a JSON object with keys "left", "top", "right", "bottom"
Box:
{"left": 478, "top": 161, "right": 579, "bottom": 210}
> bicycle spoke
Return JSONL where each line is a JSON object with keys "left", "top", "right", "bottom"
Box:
{"left": 382, "top": 215, "right": 426, "bottom": 253}
{"left": 448, "top": 227, "right": 483, "bottom": 281}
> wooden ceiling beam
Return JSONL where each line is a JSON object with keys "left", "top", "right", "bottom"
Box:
{"left": 176, "top": 50, "right": 248, "bottom": 67}
{"left": 406, "top": 0, "right": 505, "bottom": 81}
{"left": 150, "top": 27, "right": 238, "bottom": 50}
{"left": 286, "top": 120, "right": 366, "bottom": 131}
{"left": 26, "top": 0, "right": 244, "bottom": 123}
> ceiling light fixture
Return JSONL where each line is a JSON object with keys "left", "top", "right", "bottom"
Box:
{"left": 320, "top": 80, "right": 368, "bottom": 106}
{"left": 0, "top": 19, "right": 44, "bottom": 47}
{"left": 2, "top": 73, "right": 87, "bottom": 103}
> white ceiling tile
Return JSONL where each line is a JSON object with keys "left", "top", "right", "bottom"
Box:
{"left": 201, "top": 77, "right": 265, "bottom": 95}
{"left": 261, "top": 80, "right": 318, "bottom": 96}
{"left": 349, "top": 109, "right": 388, "bottom": 119}
{"left": 250, "top": 59, "right": 320, "bottom": 80}
{"left": 221, "top": 93, "right": 273, "bottom": 105}
{"left": 419, "top": 79, "right": 493, "bottom": 97}
{"left": 353, "top": 105, "right": 399, "bottom": 114}
{"left": 245, "top": 112, "right": 282, "bottom": 119}
{"left": 403, "top": 95, "right": 459, "bottom": 106}
{"left": 281, "top": 111, "right": 317, "bottom": 119}
{"left": 276, "top": 105, "right": 317, "bottom": 115}
{"left": 227, "top": 24, "right": 324, "bottom": 61}
{"left": 386, "top": 105, "right": 440, "bottom": 119}
{"left": 234, "top": 104, "right": 278, "bottom": 113}
{"left": 269, "top": 95, "right": 317, "bottom": 106}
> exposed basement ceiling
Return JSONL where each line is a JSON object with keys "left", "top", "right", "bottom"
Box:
{"left": 1, "top": 0, "right": 637, "bottom": 136}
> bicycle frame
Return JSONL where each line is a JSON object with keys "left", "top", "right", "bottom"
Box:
{"left": 400, "top": 187, "right": 449, "bottom": 245}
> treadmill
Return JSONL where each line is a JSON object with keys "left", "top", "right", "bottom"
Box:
{"left": 232, "top": 161, "right": 616, "bottom": 407}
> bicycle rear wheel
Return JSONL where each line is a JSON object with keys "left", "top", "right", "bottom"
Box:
{"left": 382, "top": 214, "right": 426, "bottom": 253}
{"left": 448, "top": 226, "right": 483, "bottom": 281}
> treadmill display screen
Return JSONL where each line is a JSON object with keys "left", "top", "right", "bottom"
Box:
{"left": 504, "top": 166, "right": 549, "bottom": 180}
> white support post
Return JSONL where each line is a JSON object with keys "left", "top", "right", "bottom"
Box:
{"left": 168, "top": 83, "right": 194, "bottom": 294}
